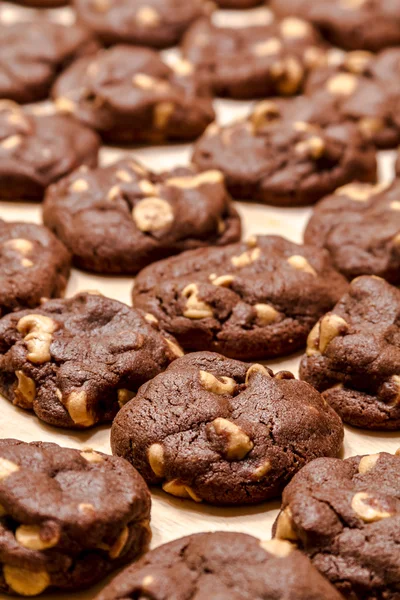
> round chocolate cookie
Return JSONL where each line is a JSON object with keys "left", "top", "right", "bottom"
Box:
{"left": 0, "top": 292, "right": 183, "bottom": 429}
{"left": 0, "top": 21, "right": 98, "bottom": 104}
{"left": 0, "top": 101, "right": 100, "bottom": 201}
{"left": 0, "top": 220, "right": 71, "bottom": 318}
{"left": 52, "top": 45, "right": 215, "bottom": 144}
{"left": 304, "top": 180, "right": 400, "bottom": 283}
{"left": 43, "top": 159, "right": 241, "bottom": 275}
{"left": 300, "top": 276, "right": 400, "bottom": 430}
{"left": 181, "top": 17, "right": 325, "bottom": 99}
{"left": 131, "top": 235, "right": 348, "bottom": 360}
{"left": 0, "top": 439, "right": 151, "bottom": 596}
{"left": 111, "top": 352, "right": 344, "bottom": 506}
{"left": 192, "top": 98, "right": 377, "bottom": 206}
{"left": 273, "top": 451, "right": 400, "bottom": 600}
{"left": 74, "top": 0, "right": 212, "bottom": 48}
{"left": 95, "top": 532, "right": 345, "bottom": 600}
{"left": 269, "top": 0, "right": 400, "bottom": 52}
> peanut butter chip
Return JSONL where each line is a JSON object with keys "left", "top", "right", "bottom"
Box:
{"left": 358, "top": 454, "right": 380, "bottom": 474}
{"left": 211, "top": 274, "right": 235, "bottom": 287}
{"left": 271, "top": 57, "right": 304, "bottom": 95}
{"left": 136, "top": 5, "right": 161, "bottom": 26}
{"left": 199, "top": 371, "right": 236, "bottom": 395}
{"left": 326, "top": 73, "right": 358, "bottom": 95}
{"left": 132, "top": 197, "right": 174, "bottom": 232}
{"left": 335, "top": 182, "right": 378, "bottom": 201}
{"left": 351, "top": 492, "right": 392, "bottom": 522}
{"left": 118, "top": 389, "right": 136, "bottom": 407}
{"left": 17, "top": 314, "right": 57, "bottom": 364}
{"left": 254, "top": 303, "right": 279, "bottom": 325}
{"left": 0, "top": 458, "right": 19, "bottom": 481}
{"left": 252, "top": 38, "right": 282, "bottom": 56}
{"left": 14, "top": 371, "right": 36, "bottom": 408}
{"left": 154, "top": 102, "right": 174, "bottom": 129}
{"left": 182, "top": 283, "right": 213, "bottom": 319}
{"left": 162, "top": 480, "right": 202, "bottom": 502}
{"left": 280, "top": 17, "right": 310, "bottom": 38}
{"left": 251, "top": 101, "right": 281, "bottom": 132}
{"left": 245, "top": 363, "right": 272, "bottom": 384}
{"left": 295, "top": 136, "right": 325, "bottom": 159}
{"left": 1, "top": 135, "right": 22, "bottom": 150}
{"left": 231, "top": 247, "right": 261, "bottom": 268}
{"left": 164, "top": 338, "right": 184, "bottom": 357}
{"left": 65, "top": 390, "right": 95, "bottom": 427}
{"left": 148, "top": 443, "right": 165, "bottom": 477}
{"left": 319, "top": 314, "right": 348, "bottom": 353}
{"left": 209, "top": 418, "right": 253, "bottom": 460}
{"left": 16, "top": 525, "right": 59, "bottom": 551}
{"left": 109, "top": 526, "right": 129, "bottom": 559}
{"left": 275, "top": 507, "right": 298, "bottom": 541}
{"left": 4, "top": 238, "right": 33, "bottom": 254}
{"left": 80, "top": 450, "right": 104, "bottom": 463}
{"left": 70, "top": 178, "right": 89, "bottom": 193}
{"left": 3, "top": 565, "right": 50, "bottom": 596}
{"left": 260, "top": 539, "right": 295, "bottom": 557}
{"left": 287, "top": 255, "right": 316, "bottom": 276}
{"left": 166, "top": 170, "right": 223, "bottom": 189}
{"left": 345, "top": 51, "right": 373, "bottom": 74}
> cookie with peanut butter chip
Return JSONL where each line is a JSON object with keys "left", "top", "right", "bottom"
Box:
{"left": 270, "top": 0, "right": 400, "bottom": 52}
{"left": 192, "top": 97, "right": 377, "bottom": 206}
{"left": 0, "top": 220, "right": 71, "bottom": 318}
{"left": 0, "top": 293, "right": 182, "bottom": 429}
{"left": 131, "top": 235, "right": 348, "bottom": 360}
{"left": 52, "top": 45, "right": 214, "bottom": 144}
{"left": 95, "top": 531, "right": 344, "bottom": 600}
{"left": 304, "top": 179, "right": 400, "bottom": 283}
{"left": 74, "top": 0, "right": 213, "bottom": 48}
{"left": 273, "top": 451, "right": 400, "bottom": 599}
{"left": 0, "top": 439, "right": 150, "bottom": 596}
{"left": 300, "top": 276, "right": 400, "bottom": 429}
{"left": 43, "top": 159, "right": 241, "bottom": 274}
{"left": 0, "top": 102, "right": 100, "bottom": 201}
{"left": 0, "top": 21, "right": 98, "bottom": 104}
{"left": 181, "top": 17, "right": 325, "bottom": 99}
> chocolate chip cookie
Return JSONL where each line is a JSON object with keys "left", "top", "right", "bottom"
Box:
{"left": 43, "top": 159, "right": 241, "bottom": 275}
{"left": 0, "top": 220, "right": 71, "bottom": 318}
{"left": 304, "top": 180, "right": 400, "bottom": 283}
{"left": 0, "top": 101, "right": 100, "bottom": 201}
{"left": 52, "top": 45, "right": 215, "bottom": 144}
{"left": 270, "top": 0, "right": 400, "bottom": 52}
{"left": 181, "top": 17, "right": 324, "bottom": 99}
{"left": 0, "top": 293, "right": 183, "bottom": 429}
{"left": 273, "top": 451, "right": 400, "bottom": 599}
{"left": 192, "top": 99, "right": 377, "bottom": 206}
{"left": 95, "top": 532, "right": 345, "bottom": 600}
{"left": 131, "top": 235, "right": 348, "bottom": 360}
{"left": 0, "top": 439, "right": 151, "bottom": 596}
{"left": 0, "top": 21, "right": 98, "bottom": 104}
{"left": 111, "top": 352, "right": 344, "bottom": 506}
{"left": 74, "top": 0, "right": 213, "bottom": 48}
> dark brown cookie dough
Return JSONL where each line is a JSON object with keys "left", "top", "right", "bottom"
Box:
{"left": 181, "top": 17, "right": 325, "bottom": 99}
{"left": 0, "top": 21, "right": 98, "bottom": 104}
{"left": 0, "top": 439, "right": 151, "bottom": 596}
{"left": 270, "top": 0, "right": 400, "bottom": 52}
{"left": 0, "top": 293, "right": 183, "bottom": 429}
{"left": 74, "top": 0, "right": 213, "bottom": 48}
{"left": 43, "top": 159, "right": 241, "bottom": 275}
{"left": 52, "top": 45, "right": 215, "bottom": 144}
{"left": 131, "top": 235, "right": 348, "bottom": 360}
{"left": 0, "top": 220, "right": 71, "bottom": 318}
{"left": 95, "top": 532, "right": 345, "bottom": 600}
{"left": 112, "top": 352, "right": 344, "bottom": 506}
{"left": 192, "top": 98, "right": 377, "bottom": 206}
{"left": 304, "top": 180, "right": 400, "bottom": 283}
{"left": 273, "top": 451, "right": 400, "bottom": 600}
{"left": 0, "top": 101, "right": 100, "bottom": 201}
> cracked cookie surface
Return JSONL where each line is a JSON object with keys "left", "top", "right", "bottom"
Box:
{"left": 0, "top": 439, "right": 151, "bottom": 596}
{"left": 111, "top": 351, "right": 344, "bottom": 505}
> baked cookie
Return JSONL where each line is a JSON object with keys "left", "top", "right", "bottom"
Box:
{"left": 0, "top": 21, "right": 98, "bottom": 104}
{"left": 0, "top": 220, "right": 71, "bottom": 318}
{"left": 304, "top": 180, "right": 400, "bottom": 283}
{"left": 53, "top": 45, "right": 215, "bottom": 144}
{"left": 181, "top": 17, "right": 324, "bottom": 99}
{"left": 131, "top": 235, "right": 348, "bottom": 360}
{"left": 112, "top": 352, "right": 344, "bottom": 506}
{"left": 269, "top": 0, "right": 400, "bottom": 52}
{"left": 43, "top": 160, "right": 241, "bottom": 275}
{"left": 0, "top": 293, "right": 183, "bottom": 429}
{"left": 95, "top": 532, "right": 345, "bottom": 600}
{"left": 0, "top": 439, "right": 151, "bottom": 596}
{"left": 273, "top": 451, "right": 400, "bottom": 599}
{"left": 74, "top": 0, "right": 212, "bottom": 48}
{"left": 192, "top": 98, "right": 377, "bottom": 206}
{"left": 0, "top": 101, "right": 100, "bottom": 201}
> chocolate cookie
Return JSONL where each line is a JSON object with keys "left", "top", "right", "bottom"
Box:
{"left": 95, "top": 532, "right": 345, "bottom": 600}
{"left": 0, "top": 21, "right": 98, "bottom": 104}
{"left": 192, "top": 99, "right": 377, "bottom": 206}
{"left": 0, "top": 101, "right": 100, "bottom": 201}
{"left": 131, "top": 235, "right": 348, "bottom": 360}
{"left": 0, "top": 220, "right": 71, "bottom": 318}
{"left": 273, "top": 451, "right": 400, "bottom": 600}
{"left": 304, "top": 180, "right": 400, "bottom": 283}
{"left": 0, "top": 439, "right": 151, "bottom": 596}
{"left": 112, "top": 352, "right": 344, "bottom": 506}
{"left": 0, "top": 293, "right": 183, "bottom": 429}
{"left": 74, "top": 0, "right": 212, "bottom": 48}
{"left": 53, "top": 45, "right": 215, "bottom": 144}
{"left": 43, "top": 159, "right": 241, "bottom": 275}
{"left": 270, "top": 0, "right": 400, "bottom": 52}
{"left": 181, "top": 17, "right": 325, "bottom": 99}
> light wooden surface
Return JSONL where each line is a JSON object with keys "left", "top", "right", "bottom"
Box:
{"left": 0, "top": 4, "right": 399, "bottom": 598}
